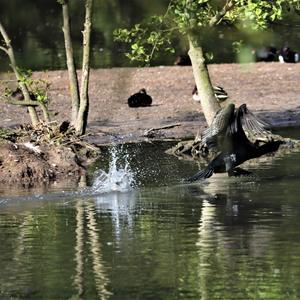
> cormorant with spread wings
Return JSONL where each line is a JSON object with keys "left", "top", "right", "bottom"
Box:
{"left": 188, "top": 103, "right": 283, "bottom": 181}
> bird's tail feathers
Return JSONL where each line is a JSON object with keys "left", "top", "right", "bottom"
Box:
{"left": 186, "top": 167, "right": 214, "bottom": 182}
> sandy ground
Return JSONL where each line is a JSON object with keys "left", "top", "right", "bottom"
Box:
{"left": 1, "top": 62, "right": 300, "bottom": 144}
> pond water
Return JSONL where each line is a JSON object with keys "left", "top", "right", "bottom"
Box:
{"left": 1, "top": 1, "right": 300, "bottom": 71}
{"left": 1, "top": 128, "right": 300, "bottom": 299}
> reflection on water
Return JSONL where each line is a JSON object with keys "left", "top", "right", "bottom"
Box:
{"left": 1, "top": 130, "right": 300, "bottom": 299}
{"left": 85, "top": 201, "right": 112, "bottom": 299}
{"left": 74, "top": 200, "right": 84, "bottom": 297}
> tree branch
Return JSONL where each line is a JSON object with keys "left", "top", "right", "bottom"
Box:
{"left": 0, "top": 22, "right": 40, "bottom": 125}
{"left": 209, "top": 0, "right": 235, "bottom": 27}
{"left": 61, "top": 1, "right": 80, "bottom": 124}
{"left": 1, "top": 95, "right": 50, "bottom": 122}
{"left": 148, "top": 0, "right": 173, "bottom": 62}
{"left": 0, "top": 96, "right": 39, "bottom": 106}
{"left": 75, "top": 0, "right": 93, "bottom": 135}
{"left": 0, "top": 45, "right": 9, "bottom": 54}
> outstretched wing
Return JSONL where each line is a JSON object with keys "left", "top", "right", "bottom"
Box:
{"left": 201, "top": 103, "right": 235, "bottom": 149}
{"left": 239, "top": 104, "right": 270, "bottom": 132}
{"left": 233, "top": 104, "right": 272, "bottom": 144}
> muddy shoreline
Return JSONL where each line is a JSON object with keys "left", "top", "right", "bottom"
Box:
{"left": 1, "top": 62, "right": 300, "bottom": 185}
{"left": 1, "top": 62, "right": 300, "bottom": 145}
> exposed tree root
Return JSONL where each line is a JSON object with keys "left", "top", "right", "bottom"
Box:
{"left": 166, "top": 132, "right": 300, "bottom": 162}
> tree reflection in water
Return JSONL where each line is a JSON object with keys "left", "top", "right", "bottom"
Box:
{"left": 74, "top": 200, "right": 112, "bottom": 299}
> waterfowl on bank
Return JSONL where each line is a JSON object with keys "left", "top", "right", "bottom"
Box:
{"left": 127, "top": 89, "right": 152, "bottom": 108}
{"left": 174, "top": 54, "right": 191, "bottom": 66}
{"left": 9, "top": 87, "right": 36, "bottom": 101}
{"left": 252, "top": 46, "right": 277, "bottom": 62}
{"left": 192, "top": 85, "right": 228, "bottom": 102}
{"left": 279, "top": 46, "right": 299, "bottom": 63}
{"left": 187, "top": 103, "right": 283, "bottom": 181}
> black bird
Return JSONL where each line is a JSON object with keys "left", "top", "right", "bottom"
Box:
{"left": 192, "top": 85, "right": 228, "bottom": 102}
{"left": 10, "top": 87, "right": 36, "bottom": 101}
{"left": 279, "top": 46, "right": 299, "bottom": 63}
{"left": 174, "top": 54, "right": 192, "bottom": 66}
{"left": 127, "top": 88, "right": 152, "bottom": 108}
{"left": 59, "top": 121, "right": 70, "bottom": 134}
{"left": 252, "top": 46, "right": 277, "bottom": 62}
{"left": 188, "top": 103, "right": 283, "bottom": 181}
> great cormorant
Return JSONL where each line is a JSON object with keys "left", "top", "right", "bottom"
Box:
{"left": 188, "top": 103, "right": 283, "bottom": 181}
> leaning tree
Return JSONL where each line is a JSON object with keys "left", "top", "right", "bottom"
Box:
{"left": 114, "top": 0, "right": 300, "bottom": 125}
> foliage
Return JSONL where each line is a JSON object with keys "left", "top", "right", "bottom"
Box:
{"left": 4, "top": 69, "right": 50, "bottom": 104}
{"left": 114, "top": 0, "right": 300, "bottom": 64}
{"left": 114, "top": 16, "right": 174, "bottom": 64}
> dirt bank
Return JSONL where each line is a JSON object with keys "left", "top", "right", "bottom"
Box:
{"left": 1, "top": 62, "right": 300, "bottom": 184}
{"left": 1, "top": 62, "right": 300, "bottom": 145}
{"left": 0, "top": 140, "right": 85, "bottom": 186}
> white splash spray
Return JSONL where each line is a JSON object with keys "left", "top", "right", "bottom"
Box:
{"left": 92, "top": 146, "right": 135, "bottom": 193}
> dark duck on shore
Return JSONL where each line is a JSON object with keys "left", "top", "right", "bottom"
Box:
{"left": 127, "top": 88, "right": 152, "bottom": 108}
{"left": 8, "top": 87, "right": 36, "bottom": 100}
{"left": 279, "top": 46, "right": 299, "bottom": 63}
{"left": 252, "top": 46, "right": 277, "bottom": 62}
{"left": 192, "top": 85, "right": 228, "bottom": 102}
{"left": 174, "top": 54, "right": 191, "bottom": 66}
{"left": 188, "top": 103, "right": 283, "bottom": 181}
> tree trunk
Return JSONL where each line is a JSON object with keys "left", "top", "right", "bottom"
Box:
{"left": 39, "top": 102, "right": 51, "bottom": 123}
{"left": 188, "top": 35, "right": 221, "bottom": 125}
{"left": 0, "top": 22, "right": 39, "bottom": 126}
{"left": 62, "top": 1, "right": 80, "bottom": 125}
{"left": 75, "top": 0, "right": 93, "bottom": 135}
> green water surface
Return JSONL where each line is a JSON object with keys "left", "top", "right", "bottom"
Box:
{"left": 1, "top": 129, "right": 300, "bottom": 299}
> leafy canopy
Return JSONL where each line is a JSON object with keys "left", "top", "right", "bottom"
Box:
{"left": 114, "top": 0, "right": 300, "bottom": 64}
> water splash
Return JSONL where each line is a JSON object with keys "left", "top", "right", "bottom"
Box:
{"left": 92, "top": 146, "right": 135, "bottom": 193}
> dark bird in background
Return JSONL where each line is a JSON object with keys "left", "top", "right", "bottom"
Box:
{"left": 59, "top": 121, "right": 70, "bottom": 134}
{"left": 174, "top": 54, "right": 191, "bottom": 66}
{"left": 127, "top": 88, "right": 152, "bottom": 108}
{"left": 187, "top": 103, "right": 283, "bottom": 181}
{"left": 192, "top": 85, "right": 228, "bottom": 103}
{"left": 10, "top": 87, "right": 36, "bottom": 101}
{"left": 279, "top": 46, "right": 299, "bottom": 63}
{"left": 252, "top": 46, "right": 277, "bottom": 62}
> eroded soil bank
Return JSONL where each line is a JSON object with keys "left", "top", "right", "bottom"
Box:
{"left": 0, "top": 140, "right": 85, "bottom": 186}
{"left": 0, "top": 62, "right": 300, "bottom": 184}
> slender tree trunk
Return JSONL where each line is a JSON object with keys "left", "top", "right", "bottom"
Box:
{"left": 39, "top": 102, "right": 51, "bottom": 123}
{"left": 0, "top": 22, "right": 40, "bottom": 126}
{"left": 62, "top": 1, "right": 80, "bottom": 125}
{"left": 75, "top": 0, "right": 93, "bottom": 135}
{"left": 188, "top": 35, "right": 221, "bottom": 125}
